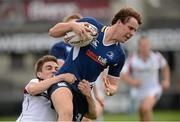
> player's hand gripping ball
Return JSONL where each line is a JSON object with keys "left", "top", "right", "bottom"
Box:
{"left": 64, "top": 24, "right": 98, "bottom": 47}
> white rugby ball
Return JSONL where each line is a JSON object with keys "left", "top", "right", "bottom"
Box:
{"left": 64, "top": 24, "right": 98, "bottom": 47}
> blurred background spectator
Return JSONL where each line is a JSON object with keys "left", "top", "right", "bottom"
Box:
{"left": 0, "top": 0, "right": 180, "bottom": 117}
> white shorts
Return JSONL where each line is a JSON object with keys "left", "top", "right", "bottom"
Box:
{"left": 130, "top": 86, "right": 162, "bottom": 109}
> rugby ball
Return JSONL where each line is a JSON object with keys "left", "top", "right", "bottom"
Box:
{"left": 64, "top": 24, "right": 98, "bottom": 47}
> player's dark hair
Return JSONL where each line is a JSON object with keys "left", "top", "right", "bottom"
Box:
{"left": 111, "top": 7, "right": 142, "bottom": 25}
{"left": 35, "top": 55, "right": 58, "bottom": 78}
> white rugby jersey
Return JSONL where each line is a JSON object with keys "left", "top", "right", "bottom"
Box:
{"left": 17, "top": 79, "right": 57, "bottom": 122}
{"left": 122, "top": 51, "right": 167, "bottom": 100}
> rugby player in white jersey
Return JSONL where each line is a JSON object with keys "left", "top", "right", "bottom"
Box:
{"left": 17, "top": 55, "right": 96, "bottom": 121}
{"left": 121, "top": 36, "right": 170, "bottom": 121}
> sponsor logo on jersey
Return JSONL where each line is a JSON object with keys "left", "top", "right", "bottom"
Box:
{"left": 106, "top": 51, "right": 114, "bottom": 60}
{"left": 86, "top": 49, "right": 107, "bottom": 66}
{"left": 90, "top": 39, "right": 99, "bottom": 48}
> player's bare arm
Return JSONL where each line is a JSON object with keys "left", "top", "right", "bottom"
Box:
{"left": 49, "top": 22, "right": 74, "bottom": 37}
{"left": 78, "top": 79, "right": 97, "bottom": 119}
{"left": 161, "top": 64, "right": 170, "bottom": 91}
{"left": 49, "top": 21, "right": 91, "bottom": 39}
{"left": 121, "top": 73, "right": 140, "bottom": 87}
{"left": 93, "top": 85, "right": 104, "bottom": 107}
{"left": 26, "top": 73, "right": 76, "bottom": 96}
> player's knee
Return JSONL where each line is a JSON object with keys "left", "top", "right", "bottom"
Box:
{"left": 139, "top": 105, "right": 152, "bottom": 113}
{"left": 91, "top": 114, "right": 98, "bottom": 120}
{"left": 56, "top": 107, "right": 73, "bottom": 120}
{"left": 59, "top": 112, "right": 73, "bottom": 120}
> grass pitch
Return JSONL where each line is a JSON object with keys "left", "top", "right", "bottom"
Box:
{"left": 104, "top": 110, "right": 180, "bottom": 121}
{"left": 0, "top": 110, "right": 180, "bottom": 121}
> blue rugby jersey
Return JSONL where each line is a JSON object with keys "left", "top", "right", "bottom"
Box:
{"left": 49, "top": 41, "right": 72, "bottom": 60}
{"left": 56, "top": 17, "right": 126, "bottom": 85}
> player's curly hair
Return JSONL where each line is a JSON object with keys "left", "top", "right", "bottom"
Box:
{"left": 111, "top": 7, "right": 142, "bottom": 25}
{"left": 35, "top": 55, "right": 58, "bottom": 78}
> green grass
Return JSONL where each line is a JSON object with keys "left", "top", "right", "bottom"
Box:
{"left": 104, "top": 110, "right": 180, "bottom": 121}
{"left": 0, "top": 110, "right": 180, "bottom": 121}
{"left": 0, "top": 116, "right": 17, "bottom": 121}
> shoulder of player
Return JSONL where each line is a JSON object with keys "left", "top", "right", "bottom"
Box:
{"left": 116, "top": 43, "right": 126, "bottom": 54}
{"left": 153, "top": 50, "right": 161, "bottom": 54}
{"left": 126, "top": 52, "right": 137, "bottom": 63}
{"left": 52, "top": 41, "right": 67, "bottom": 48}
{"left": 78, "top": 17, "right": 103, "bottom": 28}
{"left": 25, "top": 78, "right": 39, "bottom": 91}
{"left": 50, "top": 41, "right": 69, "bottom": 53}
{"left": 151, "top": 51, "right": 164, "bottom": 58}
{"left": 78, "top": 17, "right": 97, "bottom": 22}
{"left": 115, "top": 44, "right": 126, "bottom": 62}
{"left": 151, "top": 51, "right": 167, "bottom": 63}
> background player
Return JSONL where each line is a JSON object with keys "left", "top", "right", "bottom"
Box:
{"left": 48, "top": 7, "right": 142, "bottom": 121}
{"left": 120, "top": 36, "right": 170, "bottom": 121}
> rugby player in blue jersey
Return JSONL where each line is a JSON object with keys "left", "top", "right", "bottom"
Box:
{"left": 50, "top": 13, "right": 99, "bottom": 121}
{"left": 48, "top": 7, "right": 142, "bottom": 121}
{"left": 50, "top": 13, "right": 105, "bottom": 121}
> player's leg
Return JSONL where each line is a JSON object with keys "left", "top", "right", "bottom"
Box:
{"left": 81, "top": 100, "right": 104, "bottom": 122}
{"left": 51, "top": 87, "right": 73, "bottom": 121}
{"left": 94, "top": 73, "right": 105, "bottom": 121}
{"left": 96, "top": 99, "right": 104, "bottom": 121}
{"left": 139, "top": 95, "right": 157, "bottom": 121}
{"left": 81, "top": 117, "right": 90, "bottom": 122}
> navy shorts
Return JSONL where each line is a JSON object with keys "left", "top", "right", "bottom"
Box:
{"left": 48, "top": 81, "right": 88, "bottom": 121}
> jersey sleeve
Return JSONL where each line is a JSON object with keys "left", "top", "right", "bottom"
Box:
{"left": 156, "top": 52, "right": 167, "bottom": 68}
{"left": 25, "top": 79, "right": 39, "bottom": 93}
{"left": 49, "top": 41, "right": 70, "bottom": 60}
{"left": 49, "top": 42, "right": 63, "bottom": 59}
{"left": 108, "top": 53, "right": 126, "bottom": 77}
{"left": 121, "top": 53, "right": 134, "bottom": 74}
{"left": 49, "top": 43, "right": 61, "bottom": 58}
{"left": 121, "top": 60, "right": 129, "bottom": 74}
